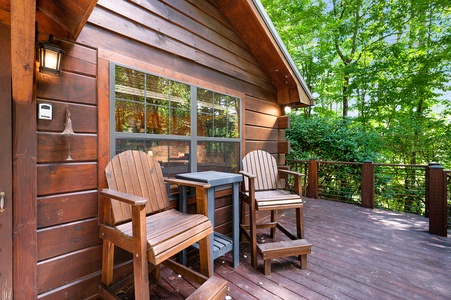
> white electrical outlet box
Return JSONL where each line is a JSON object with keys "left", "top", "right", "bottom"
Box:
{"left": 38, "top": 103, "right": 53, "bottom": 120}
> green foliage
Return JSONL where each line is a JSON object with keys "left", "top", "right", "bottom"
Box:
{"left": 287, "top": 114, "right": 381, "bottom": 162}
{"left": 262, "top": 0, "right": 451, "bottom": 169}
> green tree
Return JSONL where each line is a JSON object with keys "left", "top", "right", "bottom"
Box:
{"left": 262, "top": 0, "right": 451, "bottom": 168}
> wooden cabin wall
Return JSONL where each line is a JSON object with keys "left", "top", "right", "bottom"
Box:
{"left": 30, "top": 0, "right": 289, "bottom": 297}
{"left": 35, "top": 38, "right": 101, "bottom": 299}
{"left": 78, "top": 0, "right": 285, "bottom": 153}
{"left": 79, "top": 0, "right": 285, "bottom": 224}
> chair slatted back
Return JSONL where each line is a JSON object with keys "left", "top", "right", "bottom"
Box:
{"left": 105, "top": 150, "right": 169, "bottom": 224}
{"left": 242, "top": 150, "right": 283, "bottom": 191}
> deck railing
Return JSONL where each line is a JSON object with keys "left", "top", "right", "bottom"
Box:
{"left": 447, "top": 171, "right": 451, "bottom": 229}
{"left": 287, "top": 159, "right": 450, "bottom": 237}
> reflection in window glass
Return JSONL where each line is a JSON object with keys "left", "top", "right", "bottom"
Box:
{"left": 197, "top": 88, "right": 240, "bottom": 138}
{"left": 197, "top": 141, "right": 239, "bottom": 173}
{"left": 116, "top": 139, "right": 190, "bottom": 178}
{"left": 112, "top": 64, "right": 241, "bottom": 177}
{"left": 115, "top": 66, "right": 191, "bottom": 136}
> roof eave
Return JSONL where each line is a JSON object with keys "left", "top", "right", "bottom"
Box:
{"left": 252, "top": 0, "right": 313, "bottom": 105}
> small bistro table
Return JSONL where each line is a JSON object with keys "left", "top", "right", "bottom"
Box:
{"left": 176, "top": 171, "right": 242, "bottom": 271}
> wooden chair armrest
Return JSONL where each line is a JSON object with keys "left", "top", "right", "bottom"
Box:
{"left": 100, "top": 188, "right": 148, "bottom": 206}
{"left": 278, "top": 169, "right": 305, "bottom": 178}
{"left": 165, "top": 178, "right": 211, "bottom": 189}
{"left": 239, "top": 170, "right": 257, "bottom": 179}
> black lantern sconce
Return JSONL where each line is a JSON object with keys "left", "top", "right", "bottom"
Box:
{"left": 38, "top": 34, "right": 64, "bottom": 76}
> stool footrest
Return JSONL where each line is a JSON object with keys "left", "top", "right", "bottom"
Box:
{"left": 257, "top": 239, "right": 312, "bottom": 275}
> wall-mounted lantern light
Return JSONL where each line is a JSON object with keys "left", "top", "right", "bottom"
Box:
{"left": 38, "top": 34, "right": 64, "bottom": 76}
{"left": 284, "top": 106, "right": 292, "bottom": 114}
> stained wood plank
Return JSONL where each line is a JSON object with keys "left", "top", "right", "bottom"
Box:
{"left": 10, "top": 0, "right": 35, "bottom": 103}
{"left": 37, "top": 133, "right": 97, "bottom": 163}
{"left": 245, "top": 141, "right": 280, "bottom": 154}
{"left": 245, "top": 126, "right": 279, "bottom": 141}
{"left": 37, "top": 101, "right": 97, "bottom": 133}
{"left": 37, "top": 218, "right": 101, "bottom": 260}
{"left": 37, "top": 190, "right": 98, "bottom": 228}
{"left": 89, "top": 4, "right": 273, "bottom": 92}
{"left": 0, "top": 7, "right": 10, "bottom": 25}
{"left": 37, "top": 0, "right": 98, "bottom": 39}
{"left": 98, "top": 58, "right": 110, "bottom": 225}
{"left": 59, "top": 41, "right": 97, "bottom": 76}
{"left": 13, "top": 81, "right": 38, "bottom": 300}
{"left": 107, "top": 0, "right": 267, "bottom": 81}
{"left": 37, "top": 163, "right": 98, "bottom": 195}
{"left": 245, "top": 110, "right": 278, "bottom": 128}
{"left": 37, "top": 246, "right": 102, "bottom": 294}
{"left": 81, "top": 24, "right": 273, "bottom": 101}
{"left": 37, "top": 272, "right": 101, "bottom": 300}
{"left": 0, "top": 22, "right": 13, "bottom": 299}
{"left": 161, "top": 0, "right": 248, "bottom": 49}
{"left": 122, "top": 198, "right": 450, "bottom": 300}
{"left": 36, "top": 71, "right": 97, "bottom": 105}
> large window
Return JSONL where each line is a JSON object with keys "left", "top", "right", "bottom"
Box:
{"left": 111, "top": 64, "right": 241, "bottom": 177}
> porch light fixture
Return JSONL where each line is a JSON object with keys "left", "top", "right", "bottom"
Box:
{"left": 284, "top": 106, "right": 292, "bottom": 114}
{"left": 38, "top": 34, "right": 64, "bottom": 76}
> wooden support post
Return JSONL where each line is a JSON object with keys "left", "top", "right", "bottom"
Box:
{"left": 11, "top": 0, "right": 36, "bottom": 103}
{"left": 361, "top": 161, "right": 374, "bottom": 209}
{"left": 428, "top": 165, "right": 447, "bottom": 237}
{"left": 307, "top": 159, "right": 318, "bottom": 199}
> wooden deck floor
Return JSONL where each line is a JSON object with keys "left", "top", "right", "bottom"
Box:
{"left": 123, "top": 198, "right": 451, "bottom": 299}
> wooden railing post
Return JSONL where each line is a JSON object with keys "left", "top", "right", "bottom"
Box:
{"left": 361, "top": 161, "right": 374, "bottom": 209}
{"left": 308, "top": 159, "right": 318, "bottom": 199}
{"left": 425, "top": 162, "right": 440, "bottom": 218}
{"left": 428, "top": 165, "right": 447, "bottom": 237}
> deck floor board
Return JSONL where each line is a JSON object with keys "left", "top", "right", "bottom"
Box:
{"left": 120, "top": 198, "right": 451, "bottom": 299}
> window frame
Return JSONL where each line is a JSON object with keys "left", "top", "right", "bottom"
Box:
{"left": 109, "top": 62, "right": 242, "bottom": 175}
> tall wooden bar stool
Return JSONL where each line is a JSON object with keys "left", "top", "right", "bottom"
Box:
{"left": 240, "top": 150, "right": 312, "bottom": 274}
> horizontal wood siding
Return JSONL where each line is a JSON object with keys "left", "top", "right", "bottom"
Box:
{"left": 36, "top": 37, "right": 99, "bottom": 297}
{"left": 37, "top": 191, "right": 98, "bottom": 228}
{"left": 85, "top": 0, "right": 285, "bottom": 227}
{"left": 38, "top": 1, "right": 290, "bottom": 296}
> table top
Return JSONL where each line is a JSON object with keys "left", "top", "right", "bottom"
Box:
{"left": 176, "top": 171, "right": 242, "bottom": 186}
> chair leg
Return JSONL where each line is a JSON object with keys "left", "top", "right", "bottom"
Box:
{"left": 299, "top": 254, "right": 308, "bottom": 269}
{"left": 240, "top": 199, "right": 246, "bottom": 242}
{"left": 249, "top": 203, "right": 258, "bottom": 269}
{"left": 132, "top": 205, "right": 150, "bottom": 300}
{"left": 296, "top": 206, "right": 304, "bottom": 239}
{"left": 198, "top": 234, "right": 213, "bottom": 277}
{"left": 101, "top": 240, "right": 115, "bottom": 286}
{"left": 270, "top": 210, "right": 277, "bottom": 238}
{"left": 133, "top": 248, "right": 150, "bottom": 300}
{"left": 149, "top": 263, "right": 160, "bottom": 282}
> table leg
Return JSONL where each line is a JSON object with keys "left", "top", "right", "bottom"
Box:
{"left": 232, "top": 182, "right": 239, "bottom": 268}
{"left": 179, "top": 185, "right": 188, "bottom": 266}
{"left": 207, "top": 186, "right": 215, "bottom": 272}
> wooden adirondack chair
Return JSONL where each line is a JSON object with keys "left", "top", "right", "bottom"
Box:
{"left": 240, "top": 150, "right": 311, "bottom": 274}
{"left": 98, "top": 150, "right": 227, "bottom": 299}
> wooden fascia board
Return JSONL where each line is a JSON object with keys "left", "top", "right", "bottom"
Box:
{"left": 72, "top": 0, "right": 98, "bottom": 39}
{"left": 247, "top": 0, "right": 311, "bottom": 106}
{"left": 11, "top": 0, "right": 36, "bottom": 103}
{"left": 214, "top": 0, "right": 311, "bottom": 106}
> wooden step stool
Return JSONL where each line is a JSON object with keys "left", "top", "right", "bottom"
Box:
{"left": 257, "top": 239, "right": 312, "bottom": 275}
{"left": 186, "top": 276, "right": 228, "bottom": 300}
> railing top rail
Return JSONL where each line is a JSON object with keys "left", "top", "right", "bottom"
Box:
{"left": 373, "top": 163, "right": 427, "bottom": 168}
{"left": 287, "top": 159, "right": 430, "bottom": 168}
{"left": 318, "top": 160, "right": 363, "bottom": 165}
